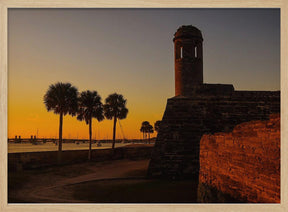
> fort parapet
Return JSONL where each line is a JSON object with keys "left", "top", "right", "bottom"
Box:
{"left": 199, "top": 114, "right": 280, "bottom": 203}
{"left": 147, "top": 25, "right": 280, "bottom": 183}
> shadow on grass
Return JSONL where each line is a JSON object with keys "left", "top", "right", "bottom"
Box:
{"left": 70, "top": 178, "right": 198, "bottom": 203}
{"left": 9, "top": 159, "right": 201, "bottom": 203}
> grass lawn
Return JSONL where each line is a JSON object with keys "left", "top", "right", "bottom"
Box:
{"left": 71, "top": 178, "right": 198, "bottom": 203}
{"left": 8, "top": 159, "right": 199, "bottom": 203}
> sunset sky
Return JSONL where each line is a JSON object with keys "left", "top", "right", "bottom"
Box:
{"left": 8, "top": 8, "right": 280, "bottom": 139}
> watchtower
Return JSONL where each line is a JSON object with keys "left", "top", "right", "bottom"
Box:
{"left": 174, "top": 25, "right": 203, "bottom": 96}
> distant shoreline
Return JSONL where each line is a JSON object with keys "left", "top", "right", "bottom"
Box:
{"left": 8, "top": 141, "right": 155, "bottom": 153}
{"left": 7, "top": 138, "right": 156, "bottom": 142}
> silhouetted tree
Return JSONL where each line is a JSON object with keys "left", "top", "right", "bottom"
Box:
{"left": 147, "top": 123, "right": 154, "bottom": 144}
{"left": 77, "top": 90, "right": 104, "bottom": 160}
{"left": 140, "top": 121, "right": 149, "bottom": 140}
{"left": 140, "top": 121, "right": 154, "bottom": 144}
{"left": 140, "top": 125, "right": 146, "bottom": 140}
{"left": 154, "top": 120, "right": 162, "bottom": 133}
{"left": 104, "top": 93, "right": 128, "bottom": 149}
{"left": 43, "top": 82, "right": 78, "bottom": 163}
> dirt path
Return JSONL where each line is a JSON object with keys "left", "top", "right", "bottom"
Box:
{"left": 9, "top": 159, "right": 150, "bottom": 203}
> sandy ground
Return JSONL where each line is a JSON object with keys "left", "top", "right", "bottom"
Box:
{"left": 9, "top": 159, "right": 150, "bottom": 203}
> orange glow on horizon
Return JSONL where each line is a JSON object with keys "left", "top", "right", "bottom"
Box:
{"left": 8, "top": 88, "right": 165, "bottom": 140}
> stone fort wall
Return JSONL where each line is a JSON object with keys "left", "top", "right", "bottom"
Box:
{"left": 9, "top": 146, "right": 153, "bottom": 171}
{"left": 198, "top": 114, "right": 280, "bottom": 203}
{"left": 147, "top": 89, "right": 280, "bottom": 181}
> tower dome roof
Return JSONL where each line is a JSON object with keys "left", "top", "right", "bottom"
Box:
{"left": 173, "top": 25, "right": 203, "bottom": 41}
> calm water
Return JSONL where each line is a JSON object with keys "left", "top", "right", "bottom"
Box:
{"left": 8, "top": 142, "right": 131, "bottom": 153}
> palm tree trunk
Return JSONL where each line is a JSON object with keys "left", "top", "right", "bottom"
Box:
{"left": 148, "top": 132, "right": 150, "bottom": 144}
{"left": 58, "top": 112, "right": 63, "bottom": 164}
{"left": 112, "top": 116, "right": 117, "bottom": 149}
{"left": 88, "top": 118, "right": 92, "bottom": 160}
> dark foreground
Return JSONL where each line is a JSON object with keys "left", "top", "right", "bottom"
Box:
{"left": 8, "top": 159, "right": 198, "bottom": 203}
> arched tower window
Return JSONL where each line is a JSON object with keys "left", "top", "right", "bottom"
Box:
{"left": 180, "top": 47, "right": 183, "bottom": 58}
{"left": 195, "top": 46, "right": 197, "bottom": 58}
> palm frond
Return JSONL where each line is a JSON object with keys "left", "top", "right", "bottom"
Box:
{"left": 77, "top": 90, "right": 104, "bottom": 124}
{"left": 43, "top": 82, "right": 78, "bottom": 116}
{"left": 103, "top": 93, "right": 128, "bottom": 120}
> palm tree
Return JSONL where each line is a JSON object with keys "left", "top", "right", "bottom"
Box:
{"left": 147, "top": 123, "right": 154, "bottom": 144}
{"left": 43, "top": 82, "right": 78, "bottom": 163}
{"left": 140, "top": 121, "right": 149, "bottom": 141}
{"left": 154, "top": 120, "right": 162, "bottom": 133}
{"left": 104, "top": 93, "right": 128, "bottom": 149}
{"left": 140, "top": 126, "right": 146, "bottom": 140}
{"left": 77, "top": 90, "right": 104, "bottom": 160}
{"left": 140, "top": 121, "right": 154, "bottom": 144}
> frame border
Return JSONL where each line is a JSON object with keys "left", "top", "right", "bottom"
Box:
{"left": 1, "top": 1, "right": 287, "bottom": 211}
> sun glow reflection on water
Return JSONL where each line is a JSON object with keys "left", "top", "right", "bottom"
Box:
{"left": 8, "top": 142, "right": 132, "bottom": 153}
